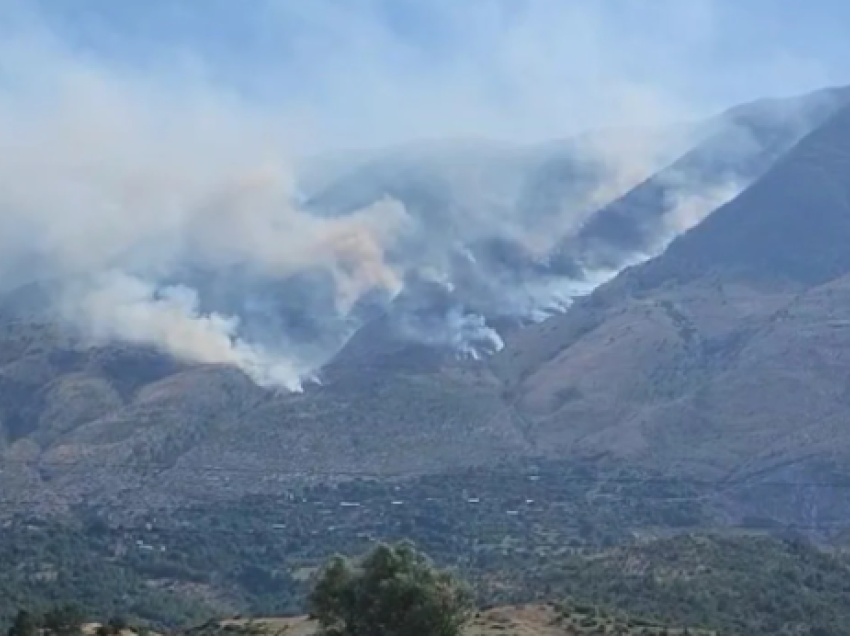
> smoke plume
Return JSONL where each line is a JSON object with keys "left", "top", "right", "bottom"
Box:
{"left": 0, "top": 0, "right": 844, "bottom": 387}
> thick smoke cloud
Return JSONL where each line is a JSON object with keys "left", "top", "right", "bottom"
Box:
{"left": 0, "top": 39, "right": 413, "bottom": 387}
{"left": 68, "top": 273, "right": 307, "bottom": 389}
{"left": 0, "top": 0, "right": 844, "bottom": 387}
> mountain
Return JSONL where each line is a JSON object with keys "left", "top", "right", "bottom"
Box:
{"left": 314, "top": 86, "right": 850, "bottom": 359}
{"left": 494, "top": 98, "right": 850, "bottom": 523}
{"left": 550, "top": 85, "right": 850, "bottom": 273}
{"left": 4, "top": 87, "right": 850, "bottom": 528}
{"left": 325, "top": 86, "right": 850, "bottom": 386}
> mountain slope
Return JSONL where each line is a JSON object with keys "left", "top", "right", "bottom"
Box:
{"left": 321, "top": 86, "right": 850, "bottom": 368}
{"left": 5, "top": 89, "right": 850, "bottom": 519}
{"left": 552, "top": 85, "right": 850, "bottom": 272}
{"left": 528, "top": 533, "right": 850, "bottom": 636}
{"left": 0, "top": 323, "right": 525, "bottom": 508}
{"left": 494, "top": 101, "right": 850, "bottom": 505}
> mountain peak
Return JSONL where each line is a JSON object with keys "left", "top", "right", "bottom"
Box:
{"left": 633, "top": 100, "right": 850, "bottom": 289}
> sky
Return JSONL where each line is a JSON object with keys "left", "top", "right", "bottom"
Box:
{"left": 1, "top": 0, "right": 848, "bottom": 150}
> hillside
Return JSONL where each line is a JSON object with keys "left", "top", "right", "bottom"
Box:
{"left": 0, "top": 338, "right": 522, "bottom": 508}
{"left": 3, "top": 88, "right": 850, "bottom": 528}
{"left": 528, "top": 534, "right": 850, "bottom": 636}
{"left": 5, "top": 522, "right": 850, "bottom": 636}
{"left": 493, "top": 100, "right": 850, "bottom": 525}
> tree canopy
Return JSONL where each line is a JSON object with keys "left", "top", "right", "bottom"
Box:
{"left": 308, "top": 542, "right": 474, "bottom": 636}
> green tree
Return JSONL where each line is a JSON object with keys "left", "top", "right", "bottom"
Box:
{"left": 7, "top": 610, "right": 38, "bottom": 636}
{"left": 309, "top": 542, "right": 474, "bottom": 636}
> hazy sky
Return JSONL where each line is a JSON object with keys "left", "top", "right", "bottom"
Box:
{"left": 2, "top": 0, "right": 849, "bottom": 148}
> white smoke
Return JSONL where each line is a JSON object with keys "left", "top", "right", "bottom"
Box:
{"left": 68, "top": 272, "right": 307, "bottom": 390}
{"left": 395, "top": 305, "right": 505, "bottom": 360}
{"left": 511, "top": 269, "right": 626, "bottom": 323}
{"left": 661, "top": 180, "right": 744, "bottom": 238}
{"left": 445, "top": 309, "right": 505, "bottom": 359}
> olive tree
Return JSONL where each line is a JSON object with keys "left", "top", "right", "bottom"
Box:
{"left": 309, "top": 542, "right": 474, "bottom": 636}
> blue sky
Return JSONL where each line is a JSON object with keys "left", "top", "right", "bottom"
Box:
{"left": 2, "top": 0, "right": 850, "bottom": 148}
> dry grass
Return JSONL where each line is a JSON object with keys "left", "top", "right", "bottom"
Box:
{"left": 190, "top": 604, "right": 713, "bottom": 636}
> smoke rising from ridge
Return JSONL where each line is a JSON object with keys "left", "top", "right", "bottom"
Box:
{"left": 0, "top": 1, "right": 844, "bottom": 386}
